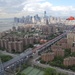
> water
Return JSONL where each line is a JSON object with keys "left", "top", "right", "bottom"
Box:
{"left": 0, "top": 18, "right": 23, "bottom": 32}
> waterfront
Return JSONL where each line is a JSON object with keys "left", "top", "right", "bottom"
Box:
{"left": 0, "top": 18, "right": 23, "bottom": 32}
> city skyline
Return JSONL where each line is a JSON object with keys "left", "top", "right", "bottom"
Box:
{"left": 0, "top": 0, "right": 75, "bottom": 18}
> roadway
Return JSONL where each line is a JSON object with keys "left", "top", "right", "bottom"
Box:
{"left": 31, "top": 55, "right": 75, "bottom": 75}
{"left": 3, "top": 32, "right": 67, "bottom": 69}
{"left": 3, "top": 49, "right": 32, "bottom": 69}
{"left": 0, "top": 50, "right": 18, "bottom": 58}
{"left": 0, "top": 32, "right": 67, "bottom": 75}
{"left": 0, "top": 29, "right": 74, "bottom": 75}
{"left": 33, "top": 61, "right": 75, "bottom": 75}
{"left": 33, "top": 32, "right": 67, "bottom": 54}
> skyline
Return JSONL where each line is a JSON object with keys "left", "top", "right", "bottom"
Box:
{"left": 0, "top": 0, "right": 75, "bottom": 18}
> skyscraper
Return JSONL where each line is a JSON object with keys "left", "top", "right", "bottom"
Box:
{"left": 44, "top": 11, "right": 46, "bottom": 18}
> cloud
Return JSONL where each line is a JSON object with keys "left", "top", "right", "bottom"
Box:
{"left": 51, "top": 6, "right": 75, "bottom": 11}
{"left": 0, "top": 0, "right": 75, "bottom": 18}
{"left": 22, "top": 1, "right": 52, "bottom": 16}
{"left": 22, "top": 1, "right": 75, "bottom": 17}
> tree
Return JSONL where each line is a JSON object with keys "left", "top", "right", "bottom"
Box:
{"left": 16, "top": 72, "right": 26, "bottom": 75}
{"left": 28, "top": 44, "right": 34, "bottom": 48}
{"left": 0, "top": 55, "right": 12, "bottom": 62}
{"left": 21, "top": 73, "right": 26, "bottom": 75}
{"left": 44, "top": 68, "right": 56, "bottom": 75}
{"left": 16, "top": 72, "right": 21, "bottom": 75}
{"left": 64, "top": 49, "right": 71, "bottom": 57}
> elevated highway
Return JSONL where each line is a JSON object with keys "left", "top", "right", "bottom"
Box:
{"left": 0, "top": 27, "right": 74, "bottom": 75}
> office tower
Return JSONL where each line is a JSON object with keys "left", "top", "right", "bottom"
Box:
{"left": 44, "top": 11, "right": 46, "bottom": 18}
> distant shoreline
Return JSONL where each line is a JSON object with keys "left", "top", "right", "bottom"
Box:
{"left": 0, "top": 19, "right": 24, "bottom": 32}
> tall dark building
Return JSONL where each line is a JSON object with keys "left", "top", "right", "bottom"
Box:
{"left": 44, "top": 11, "right": 46, "bottom": 18}
{"left": 44, "top": 11, "right": 49, "bottom": 25}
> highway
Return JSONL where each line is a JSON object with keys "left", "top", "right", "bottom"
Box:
{"left": 33, "top": 32, "right": 67, "bottom": 54}
{"left": 0, "top": 28, "right": 74, "bottom": 75}
{"left": 2, "top": 32, "right": 67, "bottom": 69}
{"left": 3, "top": 50, "right": 32, "bottom": 69}
{"left": 0, "top": 32, "right": 67, "bottom": 75}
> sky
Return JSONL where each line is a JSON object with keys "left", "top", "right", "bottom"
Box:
{"left": 0, "top": 0, "right": 75, "bottom": 18}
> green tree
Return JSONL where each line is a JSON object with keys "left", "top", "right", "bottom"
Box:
{"left": 64, "top": 49, "right": 71, "bottom": 57}
{"left": 0, "top": 55, "right": 12, "bottom": 62}
{"left": 28, "top": 44, "right": 34, "bottom": 48}
{"left": 16, "top": 72, "right": 26, "bottom": 75}
{"left": 44, "top": 68, "right": 56, "bottom": 75}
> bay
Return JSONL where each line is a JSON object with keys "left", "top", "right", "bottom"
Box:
{"left": 0, "top": 18, "right": 21, "bottom": 32}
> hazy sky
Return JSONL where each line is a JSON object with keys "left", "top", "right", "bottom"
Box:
{"left": 0, "top": 0, "right": 75, "bottom": 18}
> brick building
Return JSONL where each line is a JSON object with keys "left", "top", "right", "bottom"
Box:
{"left": 52, "top": 48, "right": 64, "bottom": 57}
{"left": 63, "top": 57, "right": 75, "bottom": 66}
{"left": 61, "top": 43, "right": 68, "bottom": 49}
{"left": 67, "top": 32, "right": 75, "bottom": 48}
{"left": 8, "top": 41, "right": 23, "bottom": 53}
{"left": 41, "top": 53, "right": 54, "bottom": 62}
{"left": 51, "top": 45, "right": 62, "bottom": 51}
{"left": 8, "top": 41, "right": 14, "bottom": 52}
{"left": 4, "top": 39, "right": 9, "bottom": 51}
{"left": 71, "top": 47, "right": 75, "bottom": 53}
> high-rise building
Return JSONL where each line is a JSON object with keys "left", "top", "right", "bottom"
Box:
{"left": 71, "top": 47, "right": 75, "bottom": 53}
{"left": 14, "top": 41, "right": 18, "bottom": 52}
{"left": 53, "top": 48, "right": 64, "bottom": 57}
{"left": 41, "top": 52, "right": 54, "bottom": 62}
{"left": 4, "top": 39, "right": 8, "bottom": 51}
{"left": 63, "top": 57, "right": 75, "bottom": 66}
{"left": 44, "top": 11, "right": 46, "bottom": 18}
{"left": 12, "top": 26, "right": 16, "bottom": 32}
{"left": 67, "top": 32, "right": 75, "bottom": 48}
{"left": 0, "top": 39, "right": 5, "bottom": 48}
{"left": 8, "top": 41, "right": 14, "bottom": 52}
{"left": 18, "top": 41, "right": 23, "bottom": 52}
